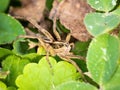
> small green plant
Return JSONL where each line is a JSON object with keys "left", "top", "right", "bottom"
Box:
{"left": 0, "top": 0, "right": 120, "bottom": 90}
{"left": 0, "top": 0, "right": 10, "bottom": 12}
{"left": 84, "top": 0, "right": 120, "bottom": 36}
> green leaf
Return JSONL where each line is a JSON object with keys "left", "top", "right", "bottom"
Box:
{"left": 0, "top": 81, "right": 7, "bottom": 90}
{"left": 2, "top": 55, "right": 30, "bottom": 86}
{"left": 46, "top": 0, "right": 53, "bottom": 10}
{"left": 104, "top": 65, "right": 120, "bottom": 90}
{"left": 87, "top": 0, "right": 117, "bottom": 12}
{"left": 0, "top": 0, "right": 10, "bottom": 12}
{"left": 112, "top": 7, "right": 120, "bottom": 17}
{"left": 84, "top": 12, "right": 120, "bottom": 36}
{"left": 16, "top": 56, "right": 79, "bottom": 90}
{"left": 87, "top": 34, "right": 120, "bottom": 85}
{"left": 53, "top": 61, "right": 78, "bottom": 85}
{"left": 56, "top": 21, "right": 70, "bottom": 33}
{"left": 53, "top": 81, "right": 97, "bottom": 90}
{"left": 37, "top": 46, "right": 47, "bottom": 55}
{"left": 0, "top": 48, "right": 13, "bottom": 60}
{"left": 13, "top": 38, "right": 36, "bottom": 55}
{"left": 16, "top": 57, "right": 56, "bottom": 90}
{"left": 7, "top": 86, "right": 17, "bottom": 90}
{"left": 72, "top": 41, "right": 90, "bottom": 56}
{"left": 22, "top": 53, "right": 43, "bottom": 63}
{"left": 0, "top": 13, "right": 25, "bottom": 44}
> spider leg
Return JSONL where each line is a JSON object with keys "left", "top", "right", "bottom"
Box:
{"left": 19, "top": 35, "right": 38, "bottom": 39}
{"left": 53, "top": 16, "right": 61, "bottom": 41}
{"left": 19, "top": 33, "right": 48, "bottom": 54}
{"left": 24, "top": 28, "right": 53, "bottom": 43}
{"left": 65, "top": 33, "right": 71, "bottom": 43}
{"left": 59, "top": 55, "right": 86, "bottom": 82}
{"left": 52, "top": 0, "right": 68, "bottom": 41}
{"left": 20, "top": 33, "right": 55, "bottom": 71}
{"left": 37, "top": 37, "right": 55, "bottom": 70}
{"left": 66, "top": 54, "right": 86, "bottom": 61}
{"left": 46, "top": 46, "right": 53, "bottom": 69}
{"left": 14, "top": 16, "right": 54, "bottom": 42}
{"left": 45, "top": 44, "right": 57, "bottom": 75}
{"left": 69, "top": 43, "right": 74, "bottom": 49}
{"left": 65, "top": 34, "right": 75, "bottom": 50}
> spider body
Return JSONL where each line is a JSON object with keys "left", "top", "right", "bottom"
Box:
{"left": 15, "top": 16, "right": 86, "bottom": 81}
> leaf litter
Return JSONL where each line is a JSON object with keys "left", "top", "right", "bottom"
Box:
{"left": 9, "top": 0, "right": 94, "bottom": 42}
{"left": 49, "top": 0, "right": 94, "bottom": 41}
{"left": 9, "top": 0, "right": 46, "bottom": 22}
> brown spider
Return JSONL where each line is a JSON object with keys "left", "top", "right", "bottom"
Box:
{"left": 14, "top": 16, "right": 86, "bottom": 81}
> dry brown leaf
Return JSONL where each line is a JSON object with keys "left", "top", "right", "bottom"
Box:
{"left": 9, "top": 0, "right": 46, "bottom": 22}
{"left": 49, "top": 0, "right": 94, "bottom": 41}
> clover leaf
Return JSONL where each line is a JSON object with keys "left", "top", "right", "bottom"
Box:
{"left": 0, "top": 13, "right": 25, "bottom": 44}
{"left": 53, "top": 81, "right": 97, "bottom": 90}
{"left": 0, "top": 81, "right": 7, "bottom": 90}
{"left": 88, "top": 0, "right": 117, "bottom": 12}
{"left": 16, "top": 56, "right": 79, "bottom": 90}
{"left": 84, "top": 12, "right": 120, "bottom": 36}
{"left": 87, "top": 34, "right": 120, "bottom": 85}
{"left": 2, "top": 55, "right": 30, "bottom": 86}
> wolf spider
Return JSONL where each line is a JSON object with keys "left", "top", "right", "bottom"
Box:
{"left": 14, "top": 16, "right": 86, "bottom": 81}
